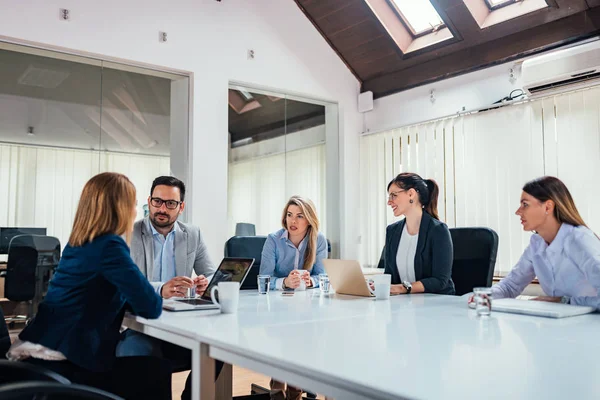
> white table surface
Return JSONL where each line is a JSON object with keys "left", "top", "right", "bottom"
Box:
{"left": 125, "top": 290, "right": 600, "bottom": 400}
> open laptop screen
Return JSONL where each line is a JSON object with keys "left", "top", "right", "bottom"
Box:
{"left": 200, "top": 257, "right": 254, "bottom": 301}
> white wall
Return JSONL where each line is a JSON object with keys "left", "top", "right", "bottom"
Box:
{"left": 364, "top": 62, "right": 523, "bottom": 133}
{"left": 0, "top": 0, "right": 362, "bottom": 261}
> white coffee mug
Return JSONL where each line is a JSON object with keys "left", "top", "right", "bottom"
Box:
{"left": 368, "top": 274, "right": 391, "bottom": 300}
{"left": 296, "top": 270, "right": 309, "bottom": 291}
{"left": 210, "top": 282, "right": 240, "bottom": 313}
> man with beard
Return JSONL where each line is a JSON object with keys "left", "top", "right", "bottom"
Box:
{"left": 116, "top": 175, "right": 218, "bottom": 400}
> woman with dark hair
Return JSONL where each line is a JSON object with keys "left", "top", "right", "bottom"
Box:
{"left": 379, "top": 172, "right": 455, "bottom": 295}
{"left": 490, "top": 176, "right": 600, "bottom": 308}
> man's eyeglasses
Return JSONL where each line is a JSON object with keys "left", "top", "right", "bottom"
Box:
{"left": 388, "top": 190, "right": 406, "bottom": 201}
{"left": 150, "top": 197, "right": 182, "bottom": 210}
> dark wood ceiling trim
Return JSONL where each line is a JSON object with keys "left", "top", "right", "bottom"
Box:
{"left": 293, "top": 0, "right": 363, "bottom": 84}
{"left": 363, "top": 10, "right": 600, "bottom": 98}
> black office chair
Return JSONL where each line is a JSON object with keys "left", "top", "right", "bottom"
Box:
{"left": 235, "top": 223, "right": 257, "bottom": 237}
{"left": 450, "top": 227, "right": 499, "bottom": 296}
{"left": 225, "top": 236, "right": 267, "bottom": 291}
{"left": 0, "top": 307, "right": 10, "bottom": 359}
{"left": 2, "top": 234, "right": 60, "bottom": 324}
{"left": 0, "top": 359, "right": 70, "bottom": 385}
{"left": 0, "top": 382, "right": 123, "bottom": 400}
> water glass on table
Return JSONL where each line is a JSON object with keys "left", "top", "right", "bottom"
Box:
{"left": 473, "top": 287, "right": 493, "bottom": 317}
{"left": 257, "top": 275, "right": 271, "bottom": 294}
{"left": 319, "top": 273, "right": 330, "bottom": 294}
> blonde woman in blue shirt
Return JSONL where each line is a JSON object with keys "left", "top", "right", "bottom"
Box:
{"left": 260, "top": 196, "right": 327, "bottom": 400}
{"left": 491, "top": 176, "right": 600, "bottom": 309}
{"left": 260, "top": 195, "right": 327, "bottom": 291}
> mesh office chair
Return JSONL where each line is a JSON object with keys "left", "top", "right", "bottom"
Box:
{"left": 449, "top": 227, "right": 499, "bottom": 296}
{"left": 2, "top": 234, "right": 60, "bottom": 324}
{"left": 224, "top": 236, "right": 267, "bottom": 291}
{"left": 235, "top": 223, "right": 256, "bottom": 237}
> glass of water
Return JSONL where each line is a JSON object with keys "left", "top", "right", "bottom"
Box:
{"left": 319, "top": 274, "right": 330, "bottom": 294}
{"left": 473, "top": 287, "right": 493, "bottom": 317}
{"left": 257, "top": 275, "right": 271, "bottom": 294}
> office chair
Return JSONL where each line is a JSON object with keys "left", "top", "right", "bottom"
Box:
{"left": 225, "top": 236, "right": 267, "bottom": 290}
{"left": 0, "top": 308, "right": 11, "bottom": 360}
{"left": 0, "top": 359, "right": 71, "bottom": 385}
{"left": 235, "top": 223, "right": 257, "bottom": 236}
{"left": 0, "top": 382, "right": 123, "bottom": 400}
{"left": 449, "top": 227, "right": 499, "bottom": 296}
{"left": 2, "top": 234, "right": 60, "bottom": 325}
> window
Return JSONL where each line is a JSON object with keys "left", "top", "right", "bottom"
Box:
{"left": 388, "top": 0, "right": 445, "bottom": 37}
{"left": 485, "top": 0, "right": 521, "bottom": 10}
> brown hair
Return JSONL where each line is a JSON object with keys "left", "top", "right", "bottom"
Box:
{"left": 281, "top": 196, "right": 320, "bottom": 270}
{"left": 522, "top": 176, "right": 587, "bottom": 228}
{"left": 387, "top": 172, "right": 440, "bottom": 220}
{"left": 68, "top": 172, "right": 137, "bottom": 247}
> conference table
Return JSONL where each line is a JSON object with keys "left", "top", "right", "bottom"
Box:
{"left": 123, "top": 290, "right": 600, "bottom": 400}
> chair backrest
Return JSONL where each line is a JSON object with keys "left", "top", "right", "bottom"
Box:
{"left": 0, "top": 382, "right": 123, "bottom": 400}
{"left": 235, "top": 223, "right": 256, "bottom": 237}
{"left": 224, "top": 236, "right": 267, "bottom": 290}
{"left": 6, "top": 235, "right": 60, "bottom": 302}
{"left": 450, "top": 227, "right": 499, "bottom": 296}
{"left": 0, "top": 308, "right": 10, "bottom": 359}
{"left": 0, "top": 360, "right": 71, "bottom": 385}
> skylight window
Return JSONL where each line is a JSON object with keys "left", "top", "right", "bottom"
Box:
{"left": 389, "top": 0, "right": 445, "bottom": 36}
{"left": 485, "top": 0, "right": 521, "bottom": 10}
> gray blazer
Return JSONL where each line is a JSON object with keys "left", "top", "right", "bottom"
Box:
{"left": 130, "top": 217, "right": 216, "bottom": 290}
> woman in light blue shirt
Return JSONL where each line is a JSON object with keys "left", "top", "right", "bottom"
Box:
{"left": 260, "top": 195, "right": 327, "bottom": 291}
{"left": 492, "top": 176, "right": 600, "bottom": 309}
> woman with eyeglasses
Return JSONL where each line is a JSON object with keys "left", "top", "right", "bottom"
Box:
{"left": 379, "top": 172, "right": 455, "bottom": 295}
{"left": 7, "top": 172, "right": 170, "bottom": 399}
{"left": 479, "top": 176, "right": 600, "bottom": 308}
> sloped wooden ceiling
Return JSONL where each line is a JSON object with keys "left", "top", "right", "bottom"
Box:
{"left": 295, "top": 0, "right": 600, "bottom": 98}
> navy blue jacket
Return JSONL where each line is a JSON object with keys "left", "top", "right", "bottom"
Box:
{"left": 19, "top": 234, "right": 162, "bottom": 372}
{"left": 382, "top": 211, "right": 455, "bottom": 295}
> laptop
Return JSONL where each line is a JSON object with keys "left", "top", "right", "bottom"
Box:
{"left": 162, "top": 257, "right": 254, "bottom": 311}
{"left": 493, "top": 298, "right": 595, "bottom": 319}
{"left": 323, "top": 259, "right": 374, "bottom": 297}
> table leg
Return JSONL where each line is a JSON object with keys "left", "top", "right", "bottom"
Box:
{"left": 192, "top": 342, "right": 216, "bottom": 400}
{"left": 215, "top": 363, "right": 233, "bottom": 399}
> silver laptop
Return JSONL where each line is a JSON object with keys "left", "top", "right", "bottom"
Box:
{"left": 493, "top": 298, "right": 595, "bottom": 318}
{"left": 323, "top": 259, "right": 374, "bottom": 297}
{"left": 162, "top": 257, "right": 254, "bottom": 312}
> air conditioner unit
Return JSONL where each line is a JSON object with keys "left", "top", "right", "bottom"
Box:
{"left": 522, "top": 41, "right": 600, "bottom": 96}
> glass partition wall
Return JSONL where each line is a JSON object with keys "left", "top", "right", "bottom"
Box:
{"left": 227, "top": 85, "right": 339, "bottom": 257}
{"left": 0, "top": 42, "right": 190, "bottom": 249}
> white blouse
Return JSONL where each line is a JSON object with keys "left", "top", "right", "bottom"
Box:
{"left": 493, "top": 223, "right": 600, "bottom": 309}
{"left": 396, "top": 224, "right": 417, "bottom": 283}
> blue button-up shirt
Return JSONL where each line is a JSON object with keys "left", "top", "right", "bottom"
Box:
{"left": 259, "top": 228, "right": 328, "bottom": 290}
{"left": 148, "top": 219, "right": 177, "bottom": 295}
{"left": 493, "top": 223, "right": 600, "bottom": 309}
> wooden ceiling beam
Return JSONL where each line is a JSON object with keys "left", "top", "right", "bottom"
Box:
{"left": 363, "top": 9, "right": 600, "bottom": 98}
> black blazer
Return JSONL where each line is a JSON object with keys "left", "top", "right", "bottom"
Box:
{"left": 382, "top": 211, "right": 455, "bottom": 295}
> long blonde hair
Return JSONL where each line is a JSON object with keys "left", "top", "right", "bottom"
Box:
{"left": 281, "top": 196, "right": 320, "bottom": 270}
{"left": 69, "top": 172, "right": 137, "bottom": 247}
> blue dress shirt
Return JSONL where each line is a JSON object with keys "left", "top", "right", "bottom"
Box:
{"left": 493, "top": 223, "right": 600, "bottom": 309}
{"left": 259, "top": 228, "right": 327, "bottom": 290}
{"left": 148, "top": 219, "right": 177, "bottom": 294}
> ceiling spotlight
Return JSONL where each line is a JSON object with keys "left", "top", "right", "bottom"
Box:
{"left": 27, "top": 126, "right": 35, "bottom": 136}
